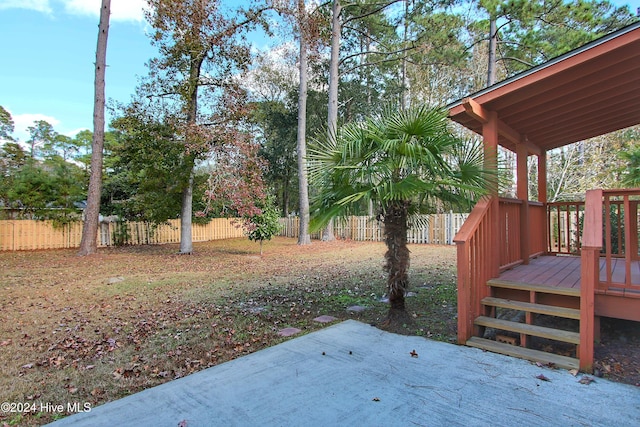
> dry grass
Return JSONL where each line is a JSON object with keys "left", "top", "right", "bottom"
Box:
{"left": 0, "top": 237, "right": 458, "bottom": 426}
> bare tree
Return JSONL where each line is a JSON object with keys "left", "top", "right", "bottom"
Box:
{"left": 296, "top": 0, "right": 312, "bottom": 245}
{"left": 321, "top": 0, "right": 342, "bottom": 242}
{"left": 78, "top": 0, "right": 110, "bottom": 256}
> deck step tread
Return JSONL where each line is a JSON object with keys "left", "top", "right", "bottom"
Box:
{"left": 474, "top": 316, "right": 580, "bottom": 344}
{"left": 466, "top": 337, "right": 579, "bottom": 370}
{"left": 487, "top": 279, "right": 581, "bottom": 297}
{"left": 481, "top": 297, "right": 581, "bottom": 319}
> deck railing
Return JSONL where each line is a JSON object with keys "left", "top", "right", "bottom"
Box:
{"left": 454, "top": 197, "right": 498, "bottom": 343}
{"left": 547, "top": 201, "right": 585, "bottom": 255}
{"left": 583, "top": 189, "right": 640, "bottom": 295}
{"left": 547, "top": 198, "right": 636, "bottom": 258}
{"left": 455, "top": 195, "right": 547, "bottom": 343}
{"left": 497, "top": 197, "right": 546, "bottom": 269}
{"left": 529, "top": 202, "right": 546, "bottom": 256}
{"left": 456, "top": 189, "right": 638, "bottom": 370}
{"left": 498, "top": 198, "right": 522, "bottom": 268}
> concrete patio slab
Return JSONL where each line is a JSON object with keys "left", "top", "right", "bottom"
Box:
{"left": 49, "top": 320, "right": 639, "bottom": 427}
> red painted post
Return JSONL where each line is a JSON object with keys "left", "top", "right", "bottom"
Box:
{"left": 456, "top": 241, "right": 471, "bottom": 344}
{"left": 517, "top": 143, "right": 530, "bottom": 264}
{"left": 579, "top": 247, "right": 597, "bottom": 372}
{"left": 580, "top": 189, "right": 602, "bottom": 372}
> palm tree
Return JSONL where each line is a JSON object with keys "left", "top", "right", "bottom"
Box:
{"left": 308, "top": 106, "right": 491, "bottom": 328}
{"left": 620, "top": 145, "right": 640, "bottom": 187}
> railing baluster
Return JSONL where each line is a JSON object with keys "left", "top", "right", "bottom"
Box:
{"left": 605, "top": 196, "right": 612, "bottom": 284}
{"left": 624, "top": 195, "right": 632, "bottom": 288}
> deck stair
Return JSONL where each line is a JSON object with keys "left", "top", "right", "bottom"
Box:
{"left": 466, "top": 279, "right": 581, "bottom": 370}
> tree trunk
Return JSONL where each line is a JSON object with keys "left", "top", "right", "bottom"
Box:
{"left": 178, "top": 49, "right": 204, "bottom": 254}
{"left": 382, "top": 200, "right": 411, "bottom": 324}
{"left": 487, "top": 18, "right": 497, "bottom": 86}
{"left": 296, "top": 0, "right": 311, "bottom": 245}
{"left": 321, "top": 0, "right": 341, "bottom": 243}
{"left": 78, "top": 0, "right": 110, "bottom": 256}
{"left": 282, "top": 177, "right": 290, "bottom": 217}
{"left": 179, "top": 167, "right": 194, "bottom": 254}
{"left": 400, "top": 0, "right": 410, "bottom": 110}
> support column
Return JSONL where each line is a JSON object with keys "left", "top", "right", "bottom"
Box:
{"left": 537, "top": 150, "right": 547, "bottom": 203}
{"left": 579, "top": 189, "right": 602, "bottom": 372}
{"left": 483, "top": 111, "right": 500, "bottom": 279}
{"left": 538, "top": 150, "right": 548, "bottom": 254}
{"left": 517, "top": 143, "right": 530, "bottom": 265}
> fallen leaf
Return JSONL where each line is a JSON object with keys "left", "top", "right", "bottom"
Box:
{"left": 21, "top": 363, "right": 34, "bottom": 369}
{"left": 569, "top": 369, "right": 579, "bottom": 377}
{"left": 535, "top": 374, "right": 550, "bottom": 382}
{"left": 178, "top": 420, "right": 188, "bottom": 427}
{"left": 372, "top": 397, "right": 380, "bottom": 402}
{"left": 410, "top": 350, "right": 418, "bottom": 358}
{"left": 579, "top": 376, "right": 595, "bottom": 385}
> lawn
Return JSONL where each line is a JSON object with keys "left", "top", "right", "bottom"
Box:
{"left": 0, "top": 237, "right": 459, "bottom": 426}
{"left": 2, "top": 237, "right": 638, "bottom": 426}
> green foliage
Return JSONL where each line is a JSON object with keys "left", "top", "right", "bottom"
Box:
{"left": 308, "top": 105, "right": 491, "bottom": 231}
{"left": 104, "top": 111, "right": 190, "bottom": 223}
{"left": 27, "top": 120, "right": 57, "bottom": 158}
{"left": 474, "top": 0, "right": 636, "bottom": 76}
{"left": 72, "top": 129, "right": 95, "bottom": 169}
{"left": 0, "top": 142, "right": 27, "bottom": 209}
{"left": 1, "top": 119, "right": 88, "bottom": 224}
{"left": 252, "top": 99, "right": 299, "bottom": 216}
{"left": 6, "top": 157, "right": 86, "bottom": 225}
{"left": 245, "top": 196, "right": 281, "bottom": 254}
{"left": 0, "top": 105, "right": 15, "bottom": 140}
{"left": 619, "top": 132, "right": 640, "bottom": 187}
{"left": 110, "top": 220, "right": 132, "bottom": 246}
{"left": 251, "top": 88, "right": 328, "bottom": 216}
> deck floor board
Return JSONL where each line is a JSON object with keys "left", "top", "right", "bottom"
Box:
{"left": 499, "top": 255, "right": 640, "bottom": 289}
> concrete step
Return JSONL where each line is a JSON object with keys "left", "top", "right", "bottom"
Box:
{"left": 481, "top": 297, "right": 581, "bottom": 319}
{"left": 466, "top": 336, "right": 579, "bottom": 370}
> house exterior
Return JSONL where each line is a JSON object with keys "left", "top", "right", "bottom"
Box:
{"left": 447, "top": 21, "right": 640, "bottom": 371}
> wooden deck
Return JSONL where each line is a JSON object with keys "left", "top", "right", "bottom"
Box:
{"left": 499, "top": 255, "right": 640, "bottom": 290}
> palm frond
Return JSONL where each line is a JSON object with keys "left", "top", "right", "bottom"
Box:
{"left": 308, "top": 105, "right": 493, "bottom": 228}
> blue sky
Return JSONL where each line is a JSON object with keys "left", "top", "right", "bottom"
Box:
{"left": 0, "top": 0, "right": 156, "bottom": 142}
{"left": 0, "top": 0, "right": 637, "bottom": 143}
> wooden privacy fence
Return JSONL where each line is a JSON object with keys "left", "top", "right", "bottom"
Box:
{"left": 0, "top": 218, "right": 245, "bottom": 251}
{"left": 0, "top": 213, "right": 467, "bottom": 251}
{"left": 278, "top": 213, "right": 468, "bottom": 245}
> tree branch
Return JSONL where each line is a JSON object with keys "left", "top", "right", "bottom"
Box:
{"left": 339, "top": 44, "right": 416, "bottom": 67}
{"left": 497, "top": 56, "right": 535, "bottom": 68}
{"left": 342, "top": 0, "right": 405, "bottom": 25}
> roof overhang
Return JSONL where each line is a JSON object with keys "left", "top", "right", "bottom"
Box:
{"left": 448, "top": 21, "right": 640, "bottom": 154}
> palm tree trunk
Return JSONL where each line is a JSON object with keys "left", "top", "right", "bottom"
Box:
{"left": 383, "top": 200, "right": 410, "bottom": 318}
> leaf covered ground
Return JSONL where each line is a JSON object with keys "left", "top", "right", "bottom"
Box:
{"left": 0, "top": 237, "right": 637, "bottom": 426}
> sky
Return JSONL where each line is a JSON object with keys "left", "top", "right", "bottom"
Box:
{"left": 0, "top": 0, "right": 160, "bottom": 142}
{"left": 0, "top": 0, "right": 638, "bottom": 143}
